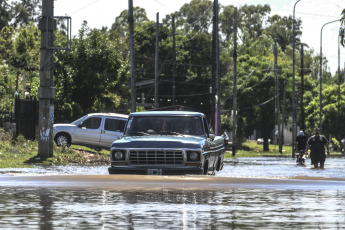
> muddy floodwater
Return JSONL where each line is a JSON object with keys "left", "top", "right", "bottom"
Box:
{"left": 1, "top": 157, "right": 345, "bottom": 229}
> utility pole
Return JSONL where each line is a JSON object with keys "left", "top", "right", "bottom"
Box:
{"left": 232, "top": 7, "right": 237, "bottom": 156}
{"left": 280, "top": 81, "right": 286, "bottom": 153}
{"left": 128, "top": 0, "right": 136, "bottom": 112}
{"left": 212, "top": 0, "right": 220, "bottom": 134}
{"left": 154, "top": 13, "right": 160, "bottom": 108}
{"left": 337, "top": 34, "right": 341, "bottom": 141}
{"left": 172, "top": 16, "right": 176, "bottom": 106}
{"left": 215, "top": 0, "right": 221, "bottom": 136}
{"left": 274, "top": 39, "right": 281, "bottom": 153}
{"left": 38, "top": 0, "right": 56, "bottom": 157}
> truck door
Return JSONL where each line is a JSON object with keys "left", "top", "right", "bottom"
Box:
{"left": 74, "top": 116, "right": 102, "bottom": 146}
{"left": 99, "top": 118, "right": 127, "bottom": 148}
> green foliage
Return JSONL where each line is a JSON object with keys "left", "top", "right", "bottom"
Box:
{"left": 221, "top": 114, "right": 232, "bottom": 131}
{"left": 11, "top": 0, "right": 41, "bottom": 28}
{"left": 54, "top": 22, "right": 129, "bottom": 122}
{"left": 331, "top": 137, "right": 340, "bottom": 151}
{"left": 0, "top": 129, "right": 110, "bottom": 168}
{"left": 0, "top": 1, "right": 343, "bottom": 148}
{"left": 172, "top": 0, "right": 213, "bottom": 33}
{"left": 225, "top": 140, "right": 292, "bottom": 158}
{"left": 264, "top": 15, "right": 302, "bottom": 52}
{"left": 0, "top": 0, "right": 12, "bottom": 31}
{"left": 238, "top": 4, "right": 271, "bottom": 41}
{"left": 0, "top": 23, "right": 40, "bottom": 98}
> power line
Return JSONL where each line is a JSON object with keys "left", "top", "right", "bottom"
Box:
{"left": 68, "top": 0, "right": 101, "bottom": 15}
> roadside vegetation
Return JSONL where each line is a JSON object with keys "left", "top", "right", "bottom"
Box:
{"left": 0, "top": 129, "right": 110, "bottom": 168}
{"left": 1, "top": 0, "right": 345, "bottom": 153}
{"left": 0, "top": 129, "right": 342, "bottom": 168}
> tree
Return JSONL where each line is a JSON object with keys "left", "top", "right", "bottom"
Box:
{"left": 0, "top": 63, "right": 15, "bottom": 111}
{"left": 10, "top": 0, "right": 41, "bottom": 28}
{"left": 54, "top": 21, "right": 129, "bottom": 122}
{"left": 219, "top": 5, "right": 236, "bottom": 43}
{"left": 165, "top": 0, "right": 213, "bottom": 34}
{"left": 12, "top": 22, "right": 40, "bottom": 71}
{"left": 238, "top": 4, "right": 271, "bottom": 41}
{"left": 0, "top": 23, "right": 40, "bottom": 97}
{"left": 264, "top": 14, "right": 302, "bottom": 52}
{"left": 109, "top": 6, "right": 149, "bottom": 40}
{"left": 235, "top": 55, "right": 276, "bottom": 151}
{"left": 0, "top": 0, "right": 12, "bottom": 31}
{"left": 0, "top": 26, "right": 15, "bottom": 62}
{"left": 320, "top": 84, "right": 345, "bottom": 139}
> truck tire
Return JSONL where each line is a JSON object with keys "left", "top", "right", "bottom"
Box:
{"left": 55, "top": 133, "right": 71, "bottom": 147}
{"left": 203, "top": 161, "right": 209, "bottom": 175}
{"left": 216, "top": 157, "right": 222, "bottom": 171}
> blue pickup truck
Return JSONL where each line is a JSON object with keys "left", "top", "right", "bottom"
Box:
{"left": 108, "top": 111, "right": 225, "bottom": 175}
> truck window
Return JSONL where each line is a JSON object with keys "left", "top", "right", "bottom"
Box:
{"left": 83, "top": 117, "right": 102, "bottom": 129}
{"left": 105, "top": 119, "right": 126, "bottom": 132}
{"left": 203, "top": 118, "right": 210, "bottom": 137}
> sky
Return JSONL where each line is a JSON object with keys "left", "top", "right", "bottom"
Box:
{"left": 54, "top": 0, "right": 345, "bottom": 75}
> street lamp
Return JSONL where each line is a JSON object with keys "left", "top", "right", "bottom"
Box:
{"left": 292, "top": 0, "right": 302, "bottom": 158}
{"left": 319, "top": 19, "right": 340, "bottom": 131}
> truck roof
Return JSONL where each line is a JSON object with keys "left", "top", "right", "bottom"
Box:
{"left": 87, "top": 113, "right": 128, "bottom": 119}
{"left": 129, "top": 111, "right": 205, "bottom": 117}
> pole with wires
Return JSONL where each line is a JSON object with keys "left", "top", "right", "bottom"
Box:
{"left": 232, "top": 7, "right": 238, "bottom": 156}
{"left": 129, "top": 0, "right": 136, "bottom": 112}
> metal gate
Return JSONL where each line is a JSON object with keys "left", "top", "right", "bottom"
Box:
{"left": 15, "top": 98, "right": 38, "bottom": 140}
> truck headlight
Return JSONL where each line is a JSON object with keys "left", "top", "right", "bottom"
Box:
{"left": 113, "top": 151, "right": 124, "bottom": 160}
{"left": 187, "top": 151, "right": 200, "bottom": 161}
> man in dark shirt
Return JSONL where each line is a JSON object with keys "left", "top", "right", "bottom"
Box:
{"left": 305, "top": 128, "right": 330, "bottom": 169}
{"left": 295, "top": 130, "right": 308, "bottom": 164}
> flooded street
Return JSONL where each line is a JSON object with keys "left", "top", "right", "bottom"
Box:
{"left": 1, "top": 157, "right": 345, "bottom": 229}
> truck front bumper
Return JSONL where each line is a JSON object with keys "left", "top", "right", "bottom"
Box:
{"left": 108, "top": 165, "right": 204, "bottom": 175}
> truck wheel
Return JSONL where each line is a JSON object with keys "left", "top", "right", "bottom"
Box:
{"left": 55, "top": 133, "right": 71, "bottom": 147}
{"left": 203, "top": 161, "right": 209, "bottom": 175}
{"left": 216, "top": 157, "right": 222, "bottom": 171}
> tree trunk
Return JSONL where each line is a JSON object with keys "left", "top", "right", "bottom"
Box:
{"left": 236, "top": 116, "right": 243, "bottom": 150}
{"left": 263, "top": 128, "right": 270, "bottom": 151}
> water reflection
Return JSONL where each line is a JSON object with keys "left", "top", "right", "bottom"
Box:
{"left": 0, "top": 187, "right": 345, "bottom": 229}
{"left": 1, "top": 157, "right": 345, "bottom": 229}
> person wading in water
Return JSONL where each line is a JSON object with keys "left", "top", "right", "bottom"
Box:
{"left": 305, "top": 128, "right": 330, "bottom": 169}
{"left": 295, "top": 130, "right": 308, "bottom": 165}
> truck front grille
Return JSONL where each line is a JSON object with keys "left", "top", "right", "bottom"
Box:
{"left": 129, "top": 150, "right": 184, "bottom": 165}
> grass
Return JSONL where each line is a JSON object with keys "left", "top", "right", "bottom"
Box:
{"left": 0, "top": 129, "right": 110, "bottom": 168}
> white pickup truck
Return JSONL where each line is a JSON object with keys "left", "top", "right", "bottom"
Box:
{"left": 53, "top": 113, "right": 128, "bottom": 149}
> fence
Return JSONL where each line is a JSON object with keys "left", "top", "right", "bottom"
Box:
{"left": 0, "top": 94, "right": 15, "bottom": 132}
{"left": 14, "top": 98, "right": 39, "bottom": 140}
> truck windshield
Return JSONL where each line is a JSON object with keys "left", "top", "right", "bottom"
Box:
{"left": 125, "top": 116, "right": 204, "bottom": 136}
{"left": 71, "top": 115, "right": 87, "bottom": 125}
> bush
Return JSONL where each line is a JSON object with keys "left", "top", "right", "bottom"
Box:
{"left": 331, "top": 137, "right": 340, "bottom": 151}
